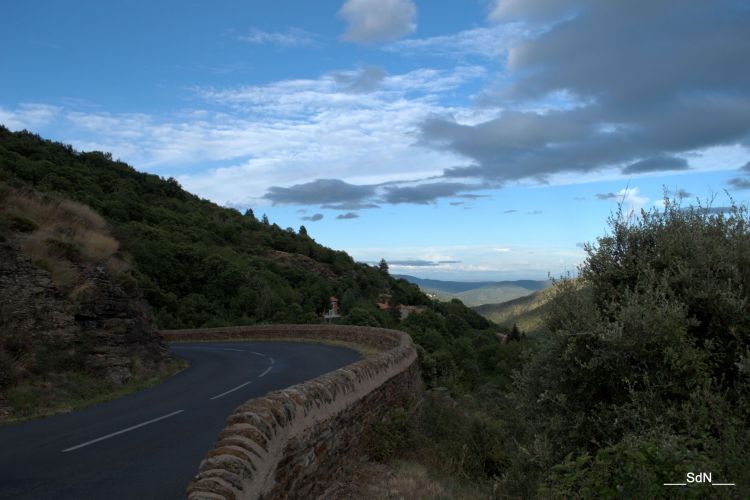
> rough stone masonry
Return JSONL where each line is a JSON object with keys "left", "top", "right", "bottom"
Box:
{"left": 162, "top": 325, "right": 420, "bottom": 500}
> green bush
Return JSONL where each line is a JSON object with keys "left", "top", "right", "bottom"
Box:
{"left": 417, "top": 397, "right": 510, "bottom": 481}
{"left": 342, "top": 307, "right": 381, "bottom": 327}
{"left": 541, "top": 433, "right": 720, "bottom": 499}
{"left": 508, "top": 199, "right": 750, "bottom": 496}
{"left": 367, "top": 407, "right": 416, "bottom": 462}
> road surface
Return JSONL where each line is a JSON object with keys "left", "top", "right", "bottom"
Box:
{"left": 0, "top": 341, "right": 360, "bottom": 499}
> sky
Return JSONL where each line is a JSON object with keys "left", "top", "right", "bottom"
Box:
{"left": 2, "top": 0, "right": 749, "bottom": 281}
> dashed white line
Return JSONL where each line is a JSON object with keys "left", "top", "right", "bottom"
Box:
{"left": 209, "top": 381, "right": 253, "bottom": 400}
{"left": 258, "top": 366, "right": 272, "bottom": 378}
{"left": 269, "top": 357, "right": 275, "bottom": 365}
{"left": 250, "top": 351, "right": 267, "bottom": 357}
{"left": 62, "top": 410, "right": 184, "bottom": 452}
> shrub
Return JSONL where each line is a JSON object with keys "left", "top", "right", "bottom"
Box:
{"left": 367, "top": 407, "right": 416, "bottom": 462}
{"left": 540, "top": 433, "right": 720, "bottom": 499}
{"left": 511, "top": 199, "right": 750, "bottom": 495}
{"left": 417, "top": 397, "right": 510, "bottom": 481}
{"left": 342, "top": 307, "right": 380, "bottom": 327}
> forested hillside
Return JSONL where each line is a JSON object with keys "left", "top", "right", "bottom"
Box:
{"left": 0, "top": 127, "right": 431, "bottom": 329}
{"left": 473, "top": 285, "right": 558, "bottom": 333}
{"left": 0, "top": 127, "right": 518, "bottom": 397}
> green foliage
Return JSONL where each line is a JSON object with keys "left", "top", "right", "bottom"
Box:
{"left": 504, "top": 199, "right": 750, "bottom": 496}
{"left": 378, "top": 258, "right": 389, "bottom": 273}
{"left": 417, "top": 397, "right": 511, "bottom": 481}
{"left": 342, "top": 307, "right": 381, "bottom": 327}
{"left": 5, "top": 359, "right": 186, "bottom": 423}
{"left": 508, "top": 323, "right": 521, "bottom": 341}
{"left": 367, "top": 407, "right": 416, "bottom": 462}
{"left": 0, "top": 127, "right": 418, "bottom": 328}
{"left": 541, "top": 434, "right": 721, "bottom": 499}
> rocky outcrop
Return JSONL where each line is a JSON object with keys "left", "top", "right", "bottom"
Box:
{"left": 0, "top": 186, "right": 170, "bottom": 420}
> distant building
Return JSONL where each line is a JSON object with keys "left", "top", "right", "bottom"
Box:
{"left": 398, "top": 305, "right": 427, "bottom": 320}
{"left": 324, "top": 296, "right": 341, "bottom": 322}
{"left": 376, "top": 293, "right": 392, "bottom": 310}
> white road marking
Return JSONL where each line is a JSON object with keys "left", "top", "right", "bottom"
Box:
{"left": 220, "top": 348, "right": 244, "bottom": 352}
{"left": 209, "top": 381, "right": 253, "bottom": 400}
{"left": 712, "top": 484, "right": 735, "bottom": 486}
{"left": 258, "top": 366, "right": 272, "bottom": 378}
{"left": 62, "top": 410, "right": 184, "bottom": 452}
{"left": 269, "top": 357, "right": 275, "bottom": 365}
{"left": 250, "top": 351, "right": 267, "bottom": 357}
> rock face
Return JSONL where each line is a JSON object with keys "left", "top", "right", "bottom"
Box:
{"left": 0, "top": 187, "right": 170, "bottom": 420}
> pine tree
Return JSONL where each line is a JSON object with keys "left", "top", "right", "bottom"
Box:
{"left": 509, "top": 323, "right": 522, "bottom": 342}
{"left": 378, "top": 258, "right": 389, "bottom": 274}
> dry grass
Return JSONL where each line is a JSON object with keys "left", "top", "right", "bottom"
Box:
{"left": 22, "top": 231, "right": 79, "bottom": 289}
{"left": 77, "top": 229, "right": 118, "bottom": 260}
{"left": 326, "top": 459, "right": 490, "bottom": 500}
{"left": 387, "top": 461, "right": 489, "bottom": 500}
{"left": 1, "top": 183, "right": 128, "bottom": 290}
{"left": 58, "top": 199, "right": 106, "bottom": 230}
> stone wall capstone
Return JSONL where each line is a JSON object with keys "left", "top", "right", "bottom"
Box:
{"left": 160, "top": 324, "right": 420, "bottom": 500}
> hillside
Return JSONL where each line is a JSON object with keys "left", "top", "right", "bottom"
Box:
{"left": 0, "top": 183, "right": 173, "bottom": 422}
{"left": 0, "top": 127, "right": 435, "bottom": 329}
{"left": 0, "top": 128, "right": 510, "bottom": 397}
{"left": 395, "top": 274, "right": 550, "bottom": 307}
{"left": 473, "top": 286, "right": 559, "bottom": 334}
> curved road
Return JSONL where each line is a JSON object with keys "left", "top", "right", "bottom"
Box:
{"left": 0, "top": 341, "right": 360, "bottom": 499}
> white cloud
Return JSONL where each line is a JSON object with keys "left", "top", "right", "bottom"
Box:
{"left": 597, "top": 187, "right": 649, "bottom": 216}
{"left": 17, "top": 65, "right": 486, "bottom": 208}
{"left": 0, "top": 103, "right": 61, "bottom": 131}
{"left": 338, "top": 0, "right": 416, "bottom": 44}
{"left": 384, "top": 24, "right": 526, "bottom": 60}
{"left": 235, "top": 28, "right": 319, "bottom": 48}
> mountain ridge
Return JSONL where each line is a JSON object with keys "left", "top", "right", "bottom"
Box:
{"left": 395, "top": 274, "right": 550, "bottom": 307}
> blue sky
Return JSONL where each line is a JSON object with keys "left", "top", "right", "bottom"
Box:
{"left": 2, "top": 0, "right": 749, "bottom": 280}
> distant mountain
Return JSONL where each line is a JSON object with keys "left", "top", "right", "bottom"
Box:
{"left": 394, "top": 274, "right": 550, "bottom": 307}
{"left": 473, "top": 285, "right": 559, "bottom": 334}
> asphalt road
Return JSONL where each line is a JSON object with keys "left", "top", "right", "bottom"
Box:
{"left": 0, "top": 341, "right": 360, "bottom": 499}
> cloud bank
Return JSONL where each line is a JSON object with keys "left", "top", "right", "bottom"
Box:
{"left": 421, "top": 0, "right": 750, "bottom": 184}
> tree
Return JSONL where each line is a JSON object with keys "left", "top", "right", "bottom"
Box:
{"left": 378, "top": 258, "right": 389, "bottom": 274}
{"left": 299, "top": 225, "right": 308, "bottom": 237}
{"left": 509, "top": 323, "right": 522, "bottom": 342}
{"left": 261, "top": 213, "right": 269, "bottom": 225}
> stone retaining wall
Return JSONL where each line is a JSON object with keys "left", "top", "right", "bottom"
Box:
{"left": 160, "top": 325, "right": 420, "bottom": 499}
